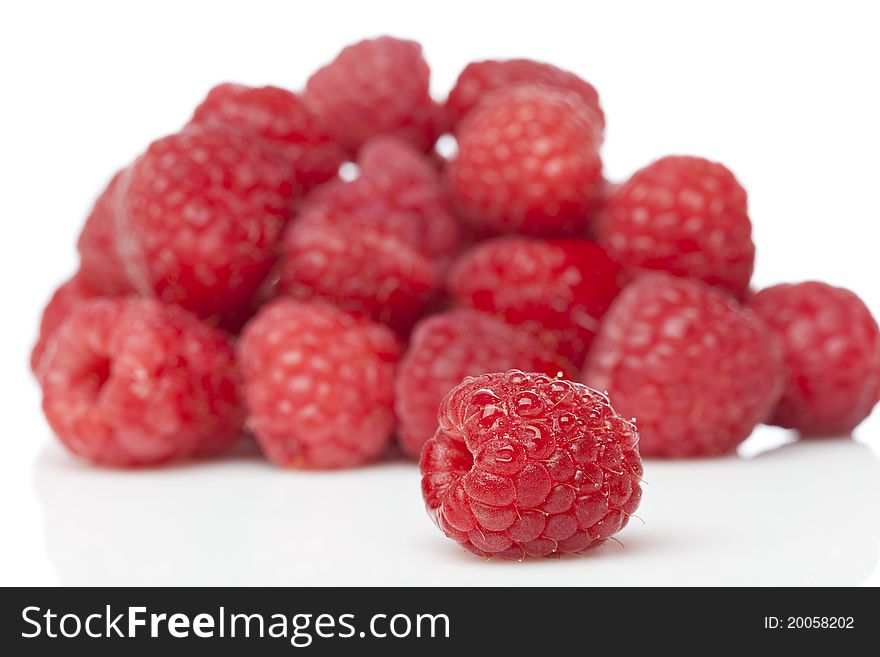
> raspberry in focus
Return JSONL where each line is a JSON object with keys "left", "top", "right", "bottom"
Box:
{"left": 446, "top": 85, "right": 603, "bottom": 237}
{"left": 238, "top": 299, "right": 400, "bottom": 468}
{"left": 40, "top": 298, "right": 243, "bottom": 466}
{"left": 190, "top": 83, "right": 346, "bottom": 191}
{"left": 395, "top": 310, "right": 572, "bottom": 458}
{"left": 420, "top": 369, "right": 642, "bottom": 558}
{"left": 77, "top": 169, "right": 134, "bottom": 295}
{"left": 748, "top": 282, "right": 880, "bottom": 435}
{"left": 117, "top": 125, "right": 297, "bottom": 326}
{"left": 448, "top": 237, "right": 624, "bottom": 366}
{"left": 304, "top": 36, "right": 437, "bottom": 154}
{"left": 596, "top": 155, "right": 755, "bottom": 298}
{"left": 583, "top": 273, "right": 784, "bottom": 457}
{"left": 445, "top": 58, "right": 604, "bottom": 137}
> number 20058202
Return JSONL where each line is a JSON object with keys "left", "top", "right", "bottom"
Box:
{"left": 764, "top": 617, "right": 854, "bottom": 629}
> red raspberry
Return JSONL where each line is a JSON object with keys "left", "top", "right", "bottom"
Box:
{"left": 31, "top": 273, "right": 104, "bottom": 377}
{"left": 304, "top": 36, "right": 436, "bottom": 154}
{"left": 596, "top": 155, "right": 755, "bottom": 298}
{"left": 446, "top": 85, "right": 603, "bottom": 237}
{"left": 396, "top": 310, "right": 572, "bottom": 458}
{"left": 445, "top": 58, "right": 604, "bottom": 136}
{"left": 118, "top": 125, "right": 297, "bottom": 326}
{"left": 40, "top": 298, "right": 243, "bottom": 467}
{"left": 583, "top": 273, "right": 783, "bottom": 457}
{"left": 420, "top": 369, "right": 642, "bottom": 558}
{"left": 278, "top": 212, "right": 436, "bottom": 335}
{"left": 76, "top": 170, "right": 134, "bottom": 295}
{"left": 302, "top": 136, "right": 460, "bottom": 270}
{"left": 238, "top": 299, "right": 400, "bottom": 468}
{"left": 448, "top": 237, "right": 624, "bottom": 366}
{"left": 190, "top": 83, "right": 345, "bottom": 190}
{"left": 748, "top": 282, "right": 880, "bottom": 435}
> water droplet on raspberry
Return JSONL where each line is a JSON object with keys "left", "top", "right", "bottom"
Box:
{"left": 544, "top": 379, "right": 574, "bottom": 405}
{"left": 504, "top": 370, "right": 528, "bottom": 385}
{"left": 471, "top": 388, "right": 501, "bottom": 406}
{"left": 516, "top": 423, "right": 554, "bottom": 459}
{"left": 557, "top": 412, "right": 579, "bottom": 434}
{"left": 514, "top": 390, "right": 544, "bottom": 417}
{"left": 479, "top": 404, "right": 505, "bottom": 427}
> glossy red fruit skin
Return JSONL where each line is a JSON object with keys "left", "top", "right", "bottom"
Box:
{"left": 40, "top": 298, "right": 243, "bottom": 467}
{"left": 583, "top": 273, "right": 784, "bottom": 457}
{"left": 448, "top": 237, "right": 625, "bottom": 367}
{"left": 77, "top": 169, "right": 134, "bottom": 295}
{"left": 596, "top": 155, "right": 755, "bottom": 298}
{"left": 31, "top": 273, "right": 105, "bottom": 378}
{"left": 190, "top": 83, "right": 345, "bottom": 190}
{"left": 117, "top": 125, "right": 297, "bottom": 327}
{"left": 748, "top": 282, "right": 880, "bottom": 435}
{"left": 445, "top": 58, "right": 604, "bottom": 136}
{"left": 238, "top": 299, "right": 400, "bottom": 469}
{"left": 395, "top": 310, "right": 573, "bottom": 458}
{"left": 304, "top": 36, "right": 437, "bottom": 154}
{"left": 446, "top": 85, "right": 603, "bottom": 237}
{"left": 420, "top": 369, "right": 642, "bottom": 559}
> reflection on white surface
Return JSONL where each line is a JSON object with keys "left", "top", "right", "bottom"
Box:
{"left": 35, "top": 429, "right": 880, "bottom": 586}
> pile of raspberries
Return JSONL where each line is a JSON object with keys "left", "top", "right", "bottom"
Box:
{"left": 33, "top": 37, "right": 880, "bottom": 558}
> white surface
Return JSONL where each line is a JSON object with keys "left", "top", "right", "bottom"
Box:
{"left": 1, "top": 0, "right": 879, "bottom": 586}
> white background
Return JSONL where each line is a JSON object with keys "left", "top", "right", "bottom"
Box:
{"left": 1, "top": 0, "right": 878, "bottom": 586}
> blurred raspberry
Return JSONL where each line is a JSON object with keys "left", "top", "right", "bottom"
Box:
{"left": 420, "top": 369, "right": 642, "bottom": 558}
{"left": 239, "top": 299, "right": 400, "bottom": 468}
{"left": 190, "top": 83, "right": 345, "bottom": 190}
{"left": 396, "top": 310, "right": 572, "bottom": 457}
{"left": 447, "top": 85, "right": 603, "bottom": 237}
{"left": 40, "top": 298, "right": 243, "bottom": 466}
{"left": 749, "top": 282, "right": 880, "bottom": 435}
{"left": 305, "top": 36, "right": 437, "bottom": 154}
{"left": 448, "top": 237, "right": 624, "bottom": 366}
{"left": 118, "top": 125, "right": 297, "bottom": 326}
{"left": 596, "top": 155, "right": 754, "bottom": 298}
{"left": 76, "top": 169, "right": 134, "bottom": 295}
{"left": 445, "top": 58, "right": 604, "bottom": 136}
{"left": 32, "top": 273, "right": 105, "bottom": 378}
{"left": 583, "top": 273, "right": 783, "bottom": 457}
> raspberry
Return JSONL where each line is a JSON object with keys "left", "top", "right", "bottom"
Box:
{"left": 420, "top": 369, "right": 642, "bottom": 558}
{"left": 278, "top": 211, "right": 436, "bottom": 335}
{"left": 748, "top": 282, "right": 880, "bottom": 435}
{"left": 448, "top": 237, "right": 624, "bottom": 366}
{"left": 446, "top": 85, "right": 603, "bottom": 237}
{"left": 31, "top": 273, "right": 104, "bottom": 377}
{"left": 395, "top": 310, "right": 572, "bottom": 458}
{"left": 40, "top": 298, "right": 243, "bottom": 466}
{"left": 76, "top": 170, "right": 134, "bottom": 295}
{"left": 190, "top": 83, "right": 345, "bottom": 190}
{"left": 238, "top": 299, "right": 400, "bottom": 468}
{"left": 583, "top": 273, "right": 783, "bottom": 457}
{"left": 596, "top": 155, "right": 755, "bottom": 298}
{"left": 302, "top": 136, "right": 460, "bottom": 269}
{"left": 118, "top": 125, "right": 297, "bottom": 326}
{"left": 445, "top": 58, "right": 604, "bottom": 136}
{"left": 305, "top": 36, "right": 436, "bottom": 154}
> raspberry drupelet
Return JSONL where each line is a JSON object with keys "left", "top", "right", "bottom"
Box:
{"left": 420, "top": 370, "right": 642, "bottom": 559}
